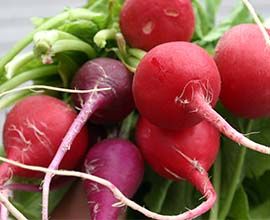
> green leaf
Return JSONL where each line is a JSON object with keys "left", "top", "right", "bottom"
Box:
{"left": 160, "top": 181, "right": 200, "bottom": 216}
{"left": 192, "top": 0, "right": 212, "bottom": 40}
{"left": 250, "top": 199, "right": 270, "bottom": 219}
{"left": 245, "top": 118, "right": 270, "bottom": 178}
{"left": 205, "top": 0, "right": 222, "bottom": 26}
{"left": 143, "top": 167, "right": 172, "bottom": 213}
{"left": 58, "top": 20, "right": 99, "bottom": 44}
{"left": 243, "top": 171, "right": 270, "bottom": 207}
{"left": 85, "top": 0, "right": 124, "bottom": 29}
{"left": 213, "top": 106, "right": 250, "bottom": 220}
{"left": 56, "top": 53, "right": 79, "bottom": 87}
{"left": 197, "top": 2, "right": 253, "bottom": 46}
{"left": 11, "top": 182, "right": 72, "bottom": 219}
{"left": 227, "top": 186, "right": 250, "bottom": 220}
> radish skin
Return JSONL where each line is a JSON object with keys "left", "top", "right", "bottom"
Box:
{"left": 136, "top": 118, "right": 219, "bottom": 219}
{"left": 0, "top": 95, "right": 89, "bottom": 184}
{"left": 120, "top": 0, "right": 195, "bottom": 50}
{"left": 133, "top": 41, "right": 270, "bottom": 154}
{"left": 83, "top": 138, "right": 144, "bottom": 220}
{"left": 215, "top": 24, "right": 270, "bottom": 119}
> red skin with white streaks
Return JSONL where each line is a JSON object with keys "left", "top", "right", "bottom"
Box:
{"left": 120, "top": 0, "right": 195, "bottom": 50}
{"left": 0, "top": 95, "right": 89, "bottom": 184}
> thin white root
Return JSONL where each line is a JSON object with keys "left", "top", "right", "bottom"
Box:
{"left": 0, "top": 156, "right": 212, "bottom": 220}
{"left": 242, "top": 0, "right": 270, "bottom": 46}
{"left": 0, "top": 192, "right": 27, "bottom": 220}
{"left": 0, "top": 85, "right": 111, "bottom": 98}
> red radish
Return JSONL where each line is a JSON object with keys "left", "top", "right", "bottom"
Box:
{"left": 136, "top": 117, "right": 219, "bottom": 219}
{"left": 0, "top": 95, "right": 89, "bottom": 185}
{"left": 42, "top": 58, "right": 134, "bottom": 220}
{"left": 215, "top": 24, "right": 270, "bottom": 118}
{"left": 83, "top": 138, "right": 144, "bottom": 220}
{"left": 133, "top": 41, "right": 270, "bottom": 154}
{"left": 120, "top": 0, "right": 195, "bottom": 51}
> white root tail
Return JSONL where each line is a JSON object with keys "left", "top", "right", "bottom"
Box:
{"left": 0, "top": 156, "right": 216, "bottom": 220}
{"left": 190, "top": 94, "right": 270, "bottom": 154}
{"left": 242, "top": 0, "right": 270, "bottom": 46}
{"left": 0, "top": 191, "right": 27, "bottom": 220}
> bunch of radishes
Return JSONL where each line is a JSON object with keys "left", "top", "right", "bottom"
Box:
{"left": 0, "top": 0, "right": 270, "bottom": 219}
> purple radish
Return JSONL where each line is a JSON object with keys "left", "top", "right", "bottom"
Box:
{"left": 83, "top": 138, "right": 144, "bottom": 220}
{"left": 42, "top": 58, "right": 134, "bottom": 220}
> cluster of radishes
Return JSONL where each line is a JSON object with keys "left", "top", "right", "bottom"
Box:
{"left": 0, "top": 0, "right": 270, "bottom": 219}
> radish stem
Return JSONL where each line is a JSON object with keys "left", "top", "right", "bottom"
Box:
{"left": 0, "top": 65, "right": 58, "bottom": 93}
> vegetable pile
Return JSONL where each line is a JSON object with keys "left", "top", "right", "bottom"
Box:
{"left": 0, "top": 0, "right": 270, "bottom": 220}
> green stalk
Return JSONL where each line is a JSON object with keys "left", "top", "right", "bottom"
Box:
{"left": 94, "top": 29, "right": 117, "bottom": 48}
{"left": 0, "top": 90, "right": 32, "bottom": 110}
{"left": 128, "top": 48, "right": 146, "bottom": 60}
{"left": 52, "top": 40, "right": 96, "bottom": 58}
{"left": 119, "top": 111, "right": 138, "bottom": 139}
{"left": 34, "top": 30, "right": 96, "bottom": 63}
{"left": 0, "top": 9, "right": 102, "bottom": 72}
{"left": 34, "top": 30, "right": 96, "bottom": 64}
{"left": 218, "top": 120, "right": 254, "bottom": 220}
{"left": 127, "top": 57, "right": 140, "bottom": 69}
{"left": 5, "top": 52, "right": 35, "bottom": 79}
{"left": 0, "top": 65, "right": 58, "bottom": 93}
{"left": 209, "top": 153, "right": 222, "bottom": 220}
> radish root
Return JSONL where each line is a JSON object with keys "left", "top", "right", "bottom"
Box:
{"left": 189, "top": 93, "right": 270, "bottom": 154}
{"left": 0, "top": 156, "right": 215, "bottom": 220}
{"left": 0, "top": 85, "right": 111, "bottom": 98}
{"left": 0, "top": 191, "right": 27, "bottom": 220}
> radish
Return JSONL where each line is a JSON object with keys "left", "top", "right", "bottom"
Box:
{"left": 136, "top": 117, "right": 219, "bottom": 219}
{"left": 119, "top": 0, "right": 195, "bottom": 51}
{"left": 133, "top": 41, "right": 270, "bottom": 154}
{"left": 83, "top": 138, "right": 144, "bottom": 220}
{"left": 215, "top": 24, "right": 270, "bottom": 118}
{"left": 71, "top": 58, "right": 134, "bottom": 124}
{"left": 0, "top": 95, "right": 89, "bottom": 185}
{"left": 42, "top": 58, "right": 134, "bottom": 220}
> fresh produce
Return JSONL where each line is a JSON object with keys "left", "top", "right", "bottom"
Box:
{"left": 136, "top": 118, "right": 220, "bottom": 219}
{"left": 0, "top": 95, "right": 89, "bottom": 185}
{"left": 42, "top": 57, "right": 134, "bottom": 219}
{"left": 133, "top": 41, "right": 270, "bottom": 154}
{"left": 215, "top": 24, "right": 270, "bottom": 118}
{"left": 0, "top": 1, "right": 270, "bottom": 220}
{"left": 120, "top": 0, "right": 195, "bottom": 50}
{"left": 83, "top": 138, "right": 144, "bottom": 220}
{"left": 72, "top": 57, "right": 134, "bottom": 124}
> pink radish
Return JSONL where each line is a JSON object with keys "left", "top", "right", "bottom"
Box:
{"left": 133, "top": 41, "right": 270, "bottom": 154}
{"left": 83, "top": 138, "right": 144, "bottom": 220}
{"left": 0, "top": 95, "right": 89, "bottom": 185}
{"left": 136, "top": 117, "right": 219, "bottom": 219}
{"left": 120, "top": 0, "right": 195, "bottom": 51}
